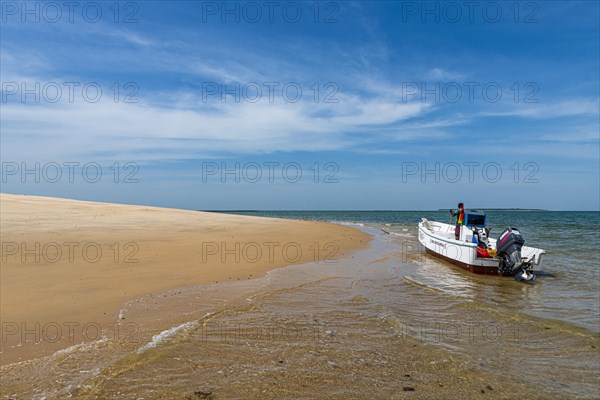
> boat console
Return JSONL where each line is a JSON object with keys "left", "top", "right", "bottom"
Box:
{"left": 463, "top": 210, "right": 486, "bottom": 227}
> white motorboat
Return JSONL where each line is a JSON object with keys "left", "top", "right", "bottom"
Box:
{"left": 417, "top": 211, "right": 546, "bottom": 281}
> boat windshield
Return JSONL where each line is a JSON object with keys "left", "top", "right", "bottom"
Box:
{"left": 464, "top": 212, "right": 486, "bottom": 227}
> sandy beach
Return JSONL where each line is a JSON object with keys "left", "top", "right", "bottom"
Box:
{"left": 0, "top": 194, "right": 371, "bottom": 365}
{"left": 2, "top": 197, "right": 598, "bottom": 399}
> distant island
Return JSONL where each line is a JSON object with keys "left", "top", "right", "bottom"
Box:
{"left": 438, "top": 208, "right": 548, "bottom": 211}
{"left": 202, "top": 210, "right": 260, "bottom": 213}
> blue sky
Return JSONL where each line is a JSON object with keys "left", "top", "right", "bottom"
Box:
{"left": 1, "top": 1, "right": 599, "bottom": 210}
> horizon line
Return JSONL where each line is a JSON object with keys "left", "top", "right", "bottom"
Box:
{"left": 200, "top": 209, "right": 600, "bottom": 213}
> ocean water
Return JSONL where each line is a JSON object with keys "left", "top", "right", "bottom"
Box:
{"left": 2, "top": 211, "right": 599, "bottom": 399}
{"left": 223, "top": 210, "right": 600, "bottom": 333}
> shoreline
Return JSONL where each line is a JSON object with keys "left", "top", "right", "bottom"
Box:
{"left": 0, "top": 193, "right": 371, "bottom": 366}
{"left": 2, "top": 212, "right": 598, "bottom": 399}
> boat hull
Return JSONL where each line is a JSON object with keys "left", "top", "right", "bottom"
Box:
{"left": 418, "top": 218, "right": 545, "bottom": 277}
{"left": 423, "top": 247, "right": 499, "bottom": 275}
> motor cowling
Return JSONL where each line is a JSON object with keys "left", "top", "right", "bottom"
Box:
{"left": 496, "top": 227, "right": 526, "bottom": 276}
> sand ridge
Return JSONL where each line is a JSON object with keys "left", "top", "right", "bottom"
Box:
{"left": 0, "top": 193, "right": 370, "bottom": 365}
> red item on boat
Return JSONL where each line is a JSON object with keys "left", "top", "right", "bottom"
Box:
{"left": 477, "top": 247, "right": 492, "bottom": 258}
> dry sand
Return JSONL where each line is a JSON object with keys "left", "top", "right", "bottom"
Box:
{"left": 0, "top": 194, "right": 370, "bottom": 365}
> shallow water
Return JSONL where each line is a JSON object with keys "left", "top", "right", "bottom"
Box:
{"left": 1, "top": 223, "right": 598, "bottom": 399}
{"left": 227, "top": 210, "right": 600, "bottom": 334}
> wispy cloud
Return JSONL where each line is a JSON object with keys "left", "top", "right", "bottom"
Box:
{"left": 426, "top": 68, "right": 466, "bottom": 81}
{"left": 478, "top": 99, "right": 599, "bottom": 119}
{"left": 2, "top": 87, "right": 431, "bottom": 162}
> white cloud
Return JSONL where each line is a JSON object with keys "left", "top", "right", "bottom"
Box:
{"left": 426, "top": 68, "right": 465, "bottom": 81}
{"left": 477, "top": 99, "right": 599, "bottom": 119}
{"left": 1, "top": 88, "right": 430, "bottom": 162}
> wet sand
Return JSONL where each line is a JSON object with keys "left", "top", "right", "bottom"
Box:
{"left": 0, "top": 194, "right": 370, "bottom": 365}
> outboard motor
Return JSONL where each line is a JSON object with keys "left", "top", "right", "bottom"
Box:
{"left": 496, "top": 227, "right": 534, "bottom": 281}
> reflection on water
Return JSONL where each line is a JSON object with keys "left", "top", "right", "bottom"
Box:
{"left": 1, "top": 226, "right": 598, "bottom": 399}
